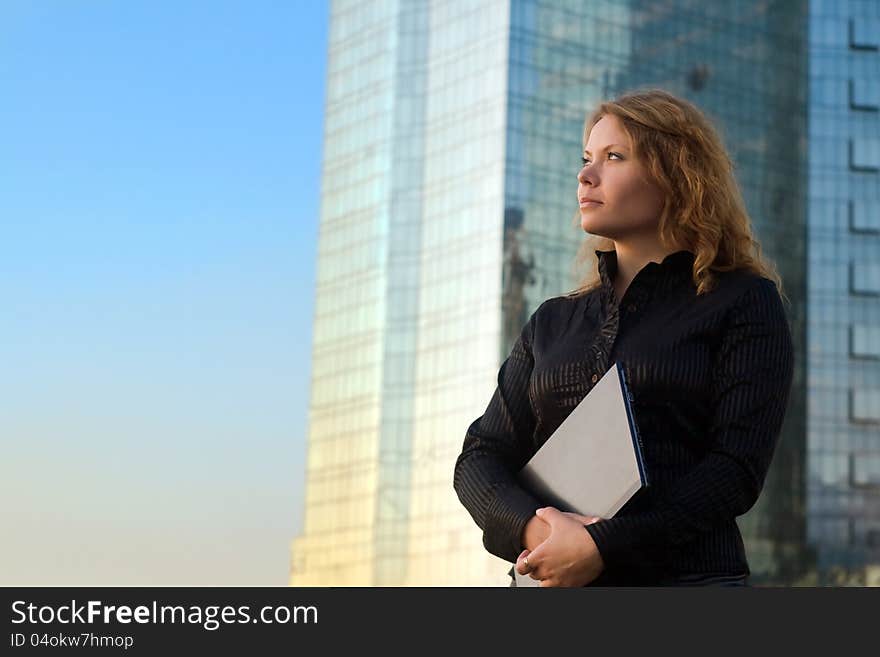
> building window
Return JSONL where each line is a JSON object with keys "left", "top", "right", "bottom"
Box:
{"left": 850, "top": 517, "right": 880, "bottom": 549}
{"left": 850, "top": 78, "right": 880, "bottom": 111}
{"left": 851, "top": 262, "right": 880, "bottom": 295}
{"left": 851, "top": 324, "right": 880, "bottom": 359}
{"left": 850, "top": 200, "right": 880, "bottom": 232}
{"left": 850, "top": 453, "right": 880, "bottom": 489}
{"left": 851, "top": 388, "right": 880, "bottom": 424}
{"left": 850, "top": 18, "right": 880, "bottom": 50}
{"left": 850, "top": 139, "right": 880, "bottom": 171}
{"left": 815, "top": 517, "right": 853, "bottom": 546}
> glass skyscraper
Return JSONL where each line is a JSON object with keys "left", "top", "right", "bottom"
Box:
{"left": 807, "top": 0, "right": 880, "bottom": 586}
{"left": 291, "top": 0, "right": 877, "bottom": 586}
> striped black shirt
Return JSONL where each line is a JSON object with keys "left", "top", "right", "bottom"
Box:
{"left": 453, "top": 248, "right": 794, "bottom": 585}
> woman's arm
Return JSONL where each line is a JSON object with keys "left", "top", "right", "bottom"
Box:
{"left": 583, "top": 277, "right": 795, "bottom": 569}
{"left": 453, "top": 306, "right": 545, "bottom": 564}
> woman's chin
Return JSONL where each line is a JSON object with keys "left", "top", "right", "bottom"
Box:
{"left": 580, "top": 217, "right": 605, "bottom": 234}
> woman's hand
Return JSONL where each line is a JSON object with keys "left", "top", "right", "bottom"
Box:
{"left": 520, "top": 515, "right": 551, "bottom": 553}
{"left": 515, "top": 507, "right": 605, "bottom": 587}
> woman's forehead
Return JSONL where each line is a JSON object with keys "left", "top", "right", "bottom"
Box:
{"left": 585, "top": 115, "right": 631, "bottom": 148}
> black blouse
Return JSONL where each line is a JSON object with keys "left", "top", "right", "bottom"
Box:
{"left": 453, "top": 248, "right": 795, "bottom": 585}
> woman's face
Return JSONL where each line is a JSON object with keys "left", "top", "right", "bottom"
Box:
{"left": 577, "top": 114, "right": 665, "bottom": 240}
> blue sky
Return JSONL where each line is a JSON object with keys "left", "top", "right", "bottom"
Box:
{"left": 0, "top": 1, "right": 325, "bottom": 584}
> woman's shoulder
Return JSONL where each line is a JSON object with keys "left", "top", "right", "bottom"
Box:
{"left": 525, "top": 292, "right": 591, "bottom": 341}
{"left": 706, "top": 268, "right": 784, "bottom": 307}
{"left": 532, "top": 291, "right": 588, "bottom": 321}
{"left": 706, "top": 269, "right": 789, "bottom": 330}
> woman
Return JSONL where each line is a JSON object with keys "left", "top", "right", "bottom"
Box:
{"left": 452, "top": 89, "right": 795, "bottom": 587}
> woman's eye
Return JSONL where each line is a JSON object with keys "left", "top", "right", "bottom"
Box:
{"left": 580, "top": 153, "right": 622, "bottom": 166}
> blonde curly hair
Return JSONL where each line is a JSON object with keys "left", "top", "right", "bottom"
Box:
{"left": 566, "top": 88, "right": 787, "bottom": 307}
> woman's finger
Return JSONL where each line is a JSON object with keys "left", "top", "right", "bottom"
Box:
{"left": 563, "top": 512, "right": 601, "bottom": 524}
{"left": 515, "top": 549, "right": 531, "bottom": 575}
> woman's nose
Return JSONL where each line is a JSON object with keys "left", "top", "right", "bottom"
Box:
{"left": 578, "top": 164, "right": 596, "bottom": 185}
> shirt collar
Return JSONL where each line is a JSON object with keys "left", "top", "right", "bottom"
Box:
{"left": 595, "top": 248, "right": 695, "bottom": 309}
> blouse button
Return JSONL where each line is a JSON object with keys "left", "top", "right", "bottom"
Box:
{"left": 591, "top": 374, "right": 599, "bottom": 383}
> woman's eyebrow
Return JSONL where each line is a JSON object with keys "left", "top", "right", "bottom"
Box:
{"left": 583, "top": 144, "right": 626, "bottom": 155}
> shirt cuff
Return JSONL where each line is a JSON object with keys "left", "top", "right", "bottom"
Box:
{"left": 583, "top": 510, "right": 667, "bottom": 570}
{"left": 482, "top": 484, "right": 543, "bottom": 563}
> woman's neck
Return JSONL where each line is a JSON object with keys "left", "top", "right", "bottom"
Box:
{"left": 611, "top": 240, "right": 687, "bottom": 302}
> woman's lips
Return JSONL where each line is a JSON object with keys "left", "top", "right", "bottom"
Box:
{"left": 579, "top": 199, "right": 603, "bottom": 207}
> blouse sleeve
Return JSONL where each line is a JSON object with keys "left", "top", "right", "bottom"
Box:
{"left": 453, "top": 305, "right": 545, "bottom": 564}
{"left": 583, "top": 276, "right": 795, "bottom": 570}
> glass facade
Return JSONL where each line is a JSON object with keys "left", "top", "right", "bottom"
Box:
{"left": 293, "top": 0, "right": 877, "bottom": 587}
{"left": 807, "top": 0, "right": 880, "bottom": 587}
{"left": 290, "top": 0, "right": 400, "bottom": 585}
{"left": 291, "top": 0, "right": 513, "bottom": 585}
